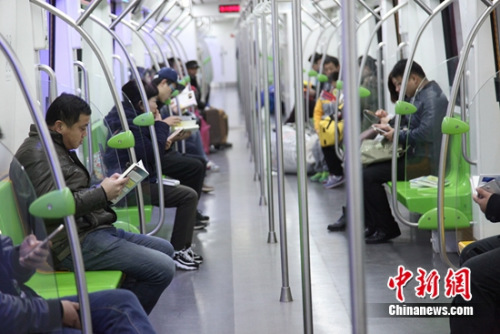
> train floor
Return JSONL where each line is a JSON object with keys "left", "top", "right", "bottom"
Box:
{"left": 147, "top": 85, "right": 458, "bottom": 334}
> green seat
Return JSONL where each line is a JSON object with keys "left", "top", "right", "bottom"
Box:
{"left": 25, "top": 270, "right": 123, "bottom": 299}
{"left": 0, "top": 179, "right": 123, "bottom": 297}
{"left": 388, "top": 117, "right": 472, "bottom": 229}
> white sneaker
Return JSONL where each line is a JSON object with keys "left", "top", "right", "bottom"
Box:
{"left": 206, "top": 160, "right": 220, "bottom": 172}
{"left": 185, "top": 247, "right": 203, "bottom": 264}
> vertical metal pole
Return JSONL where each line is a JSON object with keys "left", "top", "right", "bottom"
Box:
{"left": 340, "top": 1, "right": 367, "bottom": 333}
{"left": 261, "top": 14, "right": 277, "bottom": 243}
{"left": 376, "top": 42, "right": 385, "bottom": 110}
{"left": 290, "top": 1, "right": 313, "bottom": 333}
{"left": 271, "top": 0, "right": 292, "bottom": 303}
{"left": 254, "top": 15, "right": 267, "bottom": 205}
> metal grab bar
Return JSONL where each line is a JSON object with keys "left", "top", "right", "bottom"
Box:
{"left": 397, "top": 42, "right": 410, "bottom": 60}
{"left": 357, "top": 1, "right": 408, "bottom": 86}
{"left": 258, "top": 12, "right": 277, "bottom": 243}
{"left": 0, "top": 32, "right": 93, "bottom": 334}
{"left": 136, "top": 0, "right": 167, "bottom": 31}
{"left": 460, "top": 73, "right": 477, "bottom": 165}
{"left": 76, "top": 0, "right": 102, "bottom": 26}
{"left": 36, "top": 64, "right": 57, "bottom": 103}
{"left": 438, "top": 1, "right": 500, "bottom": 268}
{"left": 341, "top": 1, "right": 367, "bottom": 332}
{"left": 112, "top": 55, "right": 126, "bottom": 87}
{"left": 87, "top": 13, "right": 166, "bottom": 236}
{"left": 391, "top": 0, "right": 458, "bottom": 228}
{"left": 108, "top": 14, "right": 160, "bottom": 72}
{"left": 73, "top": 61, "right": 92, "bottom": 175}
{"left": 291, "top": 0, "right": 313, "bottom": 332}
{"left": 130, "top": 20, "right": 167, "bottom": 67}
{"left": 270, "top": 0, "right": 293, "bottom": 303}
{"left": 30, "top": 0, "right": 146, "bottom": 246}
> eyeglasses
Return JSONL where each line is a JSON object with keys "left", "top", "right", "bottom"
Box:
{"left": 169, "top": 84, "right": 176, "bottom": 91}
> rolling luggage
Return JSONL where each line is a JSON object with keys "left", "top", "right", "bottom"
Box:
{"left": 204, "top": 108, "right": 229, "bottom": 146}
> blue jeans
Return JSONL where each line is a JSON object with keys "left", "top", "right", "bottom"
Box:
{"left": 59, "top": 289, "right": 156, "bottom": 334}
{"left": 184, "top": 131, "right": 208, "bottom": 161}
{"left": 59, "top": 227, "right": 175, "bottom": 314}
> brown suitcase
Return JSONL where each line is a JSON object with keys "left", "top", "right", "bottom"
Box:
{"left": 205, "top": 108, "right": 228, "bottom": 145}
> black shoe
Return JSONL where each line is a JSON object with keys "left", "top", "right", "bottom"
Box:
{"left": 196, "top": 210, "right": 210, "bottom": 222}
{"left": 365, "top": 230, "right": 401, "bottom": 244}
{"left": 327, "top": 207, "right": 346, "bottom": 232}
{"left": 364, "top": 227, "right": 376, "bottom": 238}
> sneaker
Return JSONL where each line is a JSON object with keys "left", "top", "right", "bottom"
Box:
{"left": 174, "top": 250, "right": 199, "bottom": 270}
{"left": 318, "top": 171, "right": 329, "bottom": 183}
{"left": 185, "top": 247, "right": 203, "bottom": 264}
{"left": 202, "top": 184, "right": 215, "bottom": 193}
{"left": 194, "top": 220, "right": 208, "bottom": 230}
{"left": 324, "top": 175, "right": 345, "bottom": 189}
{"left": 309, "top": 172, "right": 323, "bottom": 182}
{"left": 196, "top": 210, "right": 210, "bottom": 222}
{"left": 206, "top": 160, "right": 220, "bottom": 172}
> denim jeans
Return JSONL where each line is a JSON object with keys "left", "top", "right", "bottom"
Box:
{"left": 58, "top": 289, "right": 156, "bottom": 334}
{"left": 59, "top": 227, "right": 175, "bottom": 314}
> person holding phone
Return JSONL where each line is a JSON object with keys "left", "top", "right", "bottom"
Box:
{"left": 0, "top": 234, "right": 156, "bottom": 333}
{"left": 15, "top": 93, "right": 176, "bottom": 314}
{"left": 449, "top": 187, "right": 500, "bottom": 333}
{"left": 330, "top": 60, "right": 448, "bottom": 243}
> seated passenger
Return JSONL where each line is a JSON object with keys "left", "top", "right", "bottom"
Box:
{"left": 152, "top": 67, "right": 213, "bottom": 222}
{"left": 104, "top": 79, "right": 203, "bottom": 270}
{"left": 0, "top": 234, "right": 156, "bottom": 333}
{"left": 14, "top": 93, "right": 176, "bottom": 314}
{"left": 331, "top": 59, "right": 448, "bottom": 243}
{"left": 449, "top": 186, "right": 500, "bottom": 333}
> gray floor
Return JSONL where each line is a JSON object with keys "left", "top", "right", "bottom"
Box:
{"left": 148, "top": 86, "right": 457, "bottom": 334}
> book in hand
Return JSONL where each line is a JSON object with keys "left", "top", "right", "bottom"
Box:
{"left": 409, "top": 175, "right": 450, "bottom": 189}
{"left": 167, "top": 128, "right": 184, "bottom": 142}
{"left": 111, "top": 160, "right": 149, "bottom": 205}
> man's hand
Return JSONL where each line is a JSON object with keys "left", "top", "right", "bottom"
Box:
{"left": 165, "top": 139, "right": 173, "bottom": 150}
{"left": 19, "top": 235, "right": 50, "bottom": 269}
{"left": 375, "top": 109, "right": 392, "bottom": 124}
{"left": 61, "top": 300, "right": 81, "bottom": 329}
{"left": 372, "top": 124, "right": 394, "bottom": 141}
{"left": 100, "top": 173, "right": 129, "bottom": 201}
{"left": 174, "top": 130, "right": 192, "bottom": 141}
{"left": 163, "top": 116, "right": 182, "bottom": 127}
{"left": 473, "top": 187, "right": 493, "bottom": 213}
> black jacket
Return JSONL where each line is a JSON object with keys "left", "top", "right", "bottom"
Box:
{"left": 15, "top": 125, "right": 115, "bottom": 262}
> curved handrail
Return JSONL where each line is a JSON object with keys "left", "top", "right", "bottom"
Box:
{"left": 397, "top": 42, "right": 410, "bottom": 60}
{"left": 357, "top": 1, "right": 408, "bottom": 85}
{"left": 112, "top": 54, "right": 126, "bottom": 86}
{"left": 391, "top": 0, "right": 459, "bottom": 228}
{"left": 437, "top": 1, "right": 500, "bottom": 268}
{"left": 460, "top": 73, "right": 477, "bottom": 165}
{"left": 87, "top": 13, "right": 166, "bottom": 236}
{"left": 73, "top": 61, "right": 93, "bottom": 176}
{"left": 109, "top": 14, "right": 160, "bottom": 72}
{"left": 0, "top": 33, "right": 93, "bottom": 334}
{"left": 29, "top": 0, "right": 146, "bottom": 237}
{"left": 36, "top": 64, "right": 58, "bottom": 103}
{"left": 131, "top": 20, "right": 167, "bottom": 67}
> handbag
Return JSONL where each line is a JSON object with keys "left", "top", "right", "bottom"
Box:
{"left": 360, "top": 138, "right": 405, "bottom": 165}
{"left": 318, "top": 117, "right": 344, "bottom": 147}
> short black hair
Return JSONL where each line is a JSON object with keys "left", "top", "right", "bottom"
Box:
{"left": 358, "top": 55, "right": 377, "bottom": 75}
{"left": 323, "top": 55, "right": 339, "bottom": 68}
{"left": 46, "top": 93, "right": 91, "bottom": 127}
{"left": 122, "top": 79, "right": 159, "bottom": 112}
{"left": 387, "top": 59, "right": 426, "bottom": 102}
{"left": 308, "top": 52, "right": 323, "bottom": 64}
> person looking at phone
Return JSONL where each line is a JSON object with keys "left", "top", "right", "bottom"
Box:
{"left": 331, "top": 59, "right": 448, "bottom": 243}
{"left": 104, "top": 79, "right": 202, "bottom": 270}
{"left": 449, "top": 186, "right": 500, "bottom": 333}
{"left": 14, "top": 93, "right": 176, "bottom": 314}
{"left": 0, "top": 234, "right": 156, "bottom": 333}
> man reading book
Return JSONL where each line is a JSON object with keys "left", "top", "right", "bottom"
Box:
{"left": 14, "top": 93, "right": 176, "bottom": 314}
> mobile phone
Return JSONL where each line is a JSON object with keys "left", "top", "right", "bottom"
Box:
{"left": 371, "top": 125, "right": 387, "bottom": 134}
{"left": 363, "top": 109, "right": 380, "bottom": 124}
{"left": 22, "top": 224, "right": 64, "bottom": 259}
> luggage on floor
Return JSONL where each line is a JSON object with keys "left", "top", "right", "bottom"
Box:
{"left": 204, "top": 108, "right": 229, "bottom": 146}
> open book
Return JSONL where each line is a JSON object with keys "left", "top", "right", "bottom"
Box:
{"left": 409, "top": 175, "right": 450, "bottom": 189}
{"left": 111, "top": 160, "right": 149, "bottom": 205}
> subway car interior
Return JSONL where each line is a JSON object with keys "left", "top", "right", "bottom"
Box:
{"left": 1, "top": 0, "right": 500, "bottom": 333}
